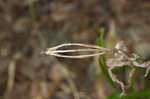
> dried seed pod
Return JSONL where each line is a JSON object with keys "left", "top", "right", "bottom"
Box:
{"left": 41, "top": 43, "right": 111, "bottom": 58}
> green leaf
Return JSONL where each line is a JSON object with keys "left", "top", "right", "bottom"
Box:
{"left": 96, "top": 27, "right": 119, "bottom": 91}
{"left": 107, "top": 91, "right": 121, "bottom": 99}
{"left": 122, "top": 90, "right": 150, "bottom": 99}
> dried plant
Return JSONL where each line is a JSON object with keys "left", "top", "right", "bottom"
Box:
{"left": 40, "top": 43, "right": 111, "bottom": 58}
{"left": 41, "top": 41, "right": 150, "bottom": 96}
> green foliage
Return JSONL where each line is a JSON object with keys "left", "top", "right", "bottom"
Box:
{"left": 108, "top": 91, "right": 150, "bottom": 99}
{"left": 123, "top": 90, "right": 150, "bottom": 99}
{"left": 96, "top": 27, "right": 119, "bottom": 91}
{"left": 96, "top": 28, "right": 106, "bottom": 47}
{"left": 107, "top": 92, "right": 121, "bottom": 99}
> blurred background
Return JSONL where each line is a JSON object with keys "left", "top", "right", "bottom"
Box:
{"left": 0, "top": 0, "right": 150, "bottom": 99}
